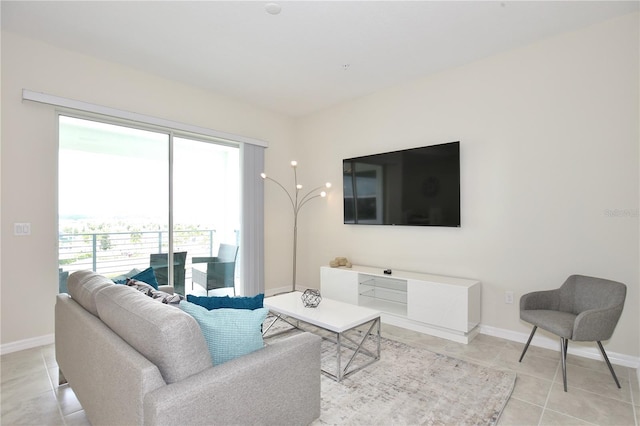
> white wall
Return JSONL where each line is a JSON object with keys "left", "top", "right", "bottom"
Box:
{"left": 0, "top": 31, "right": 296, "bottom": 346}
{"left": 293, "top": 13, "right": 639, "bottom": 358}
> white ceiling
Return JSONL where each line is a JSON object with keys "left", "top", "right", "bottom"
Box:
{"left": 2, "top": 1, "right": 638, "bottom": 117}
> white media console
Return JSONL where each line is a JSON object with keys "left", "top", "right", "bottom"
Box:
{"left": 320, "top": 265, "right": 481, "bottom": 343}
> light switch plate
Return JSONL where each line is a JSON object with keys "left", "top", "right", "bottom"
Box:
{"left": 14, "top": 222, "right": 31, "bottom": 236}
{"left": 505, "top": 291, "right": 514, "bottom": 304}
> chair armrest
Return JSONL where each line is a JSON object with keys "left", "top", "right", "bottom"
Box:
{"left": 573, "top": 305, "right": 624, "bottom": 341}
{"left": 143, "top": 332, "right": 321, "bottom": 426}
{"left": 520, "top": 289, "right": 560, "bottom": 311}
{"left": 158, "top": 285, "right": 174, "bottom": 294}
{"left": 192, "top": 257, "right": 219, "bottom": 264}
{"left": 208, "top": 260, "right": 234, "bottom": 270}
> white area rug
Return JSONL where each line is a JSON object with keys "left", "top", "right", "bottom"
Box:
{"left": 265, "top": 319, "right": 515, "bottom": 426}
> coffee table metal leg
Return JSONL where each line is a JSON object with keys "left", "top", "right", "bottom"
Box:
{"left": 264, "top": 311, "right": 381, "bottom": 382}
{"left": 342, "top": 317, "right": 380, "bottom": 379}
{"left": 262, "top": 314, "right": 279, "bottom": 336}
{"left": 340, "top": 318, "right": 380, "bottom": 363}
{"left": 262, "top": 313, "right": 300, "bottom": 337}
{"left": 336, "top": 332, "right": 342, "bottom": 382}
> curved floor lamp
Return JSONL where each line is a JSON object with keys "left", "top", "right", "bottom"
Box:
{"left": 261, "top": 161, "right": 331, "bottom": 292}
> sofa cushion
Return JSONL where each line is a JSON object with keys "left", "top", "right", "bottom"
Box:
{"left": 95, "top": 285, "right": 212, "bottom": 384}
{"left": 179, "top": 301, "right": 268, "bottom": 365}
{"left": 186, "top": 294, "right": 264, "bottom": 310}
{"left": 67, "top": 270, "right": 114, "bottom": 316}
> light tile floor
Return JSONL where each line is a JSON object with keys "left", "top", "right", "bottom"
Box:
{"left": 1, "top": 325, "right": 638, "bottom": 425}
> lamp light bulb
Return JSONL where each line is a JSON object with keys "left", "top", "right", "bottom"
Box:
{"left": 320, "top": 191, "right": 327, "bottom": 197}
{"left": 325, "top": 182, "right": 332, "bottom": 188}
{"left": 260, "top": 173, "right": 267, "bottom": 179}
{"left": 296, "top": 184, "right": 302, "bottom": 189}
{"left": 291, "top": 161, "right": 297, "bottom": 167}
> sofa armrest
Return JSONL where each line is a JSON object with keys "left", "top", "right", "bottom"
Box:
{"left": 192, "top": 256, "right": 220, "bottom": 264}
{"left": 143, "top": 332, "right": 321, "bottom": 426}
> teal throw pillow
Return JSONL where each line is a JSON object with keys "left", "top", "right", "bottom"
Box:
{"left": 186, "top": 294, "right": 264, "bottom": 310}
{"left": 113, "top": 267, "right": 159, "bottom": 290}
{"left": 178, "top": 301, "right": 268, "bottom": 365}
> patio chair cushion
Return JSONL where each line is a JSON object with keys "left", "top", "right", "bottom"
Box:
{"left": 179, "top": 301, "right": 268, "bottom": 365}
{"left": 186, "top": 294, "right": 264, "bottom": 310}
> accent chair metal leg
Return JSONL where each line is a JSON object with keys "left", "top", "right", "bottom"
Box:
{"left": 519, "top": 326, "right": 537, "bottom": 362}
{"left": 597, "top": 341, "right": 621, "bottom": 389}
{"left": 560, "top": 337, "right": 568, "bottom": 392}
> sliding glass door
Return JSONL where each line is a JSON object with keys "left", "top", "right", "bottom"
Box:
{"left": 173, "top": 137, "right": 239, "bottom": 296}
{"left": 58, "top": 115, "right": 240, "bottom": 296}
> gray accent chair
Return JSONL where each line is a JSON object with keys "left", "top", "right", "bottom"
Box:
{"left": 519, "top": 274, "right": 626, "bottom": 392}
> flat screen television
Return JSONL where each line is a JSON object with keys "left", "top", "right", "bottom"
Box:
{"left": 343, "top": 141, "right": 460, "bottom": 227}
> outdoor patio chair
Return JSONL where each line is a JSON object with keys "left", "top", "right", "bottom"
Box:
{"left": 192, "top": 244, "right": 238, "bottom": 295}
{"left": 150, "top": 251, "right": 187, "bottom": 295}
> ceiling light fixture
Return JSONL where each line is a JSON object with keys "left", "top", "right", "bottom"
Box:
{"left": 265, "top": 2, "right": 282, "bottom": 15}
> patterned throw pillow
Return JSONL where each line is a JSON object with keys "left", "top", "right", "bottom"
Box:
{"left": 126, "top": 279, "right": 183, "bottom": 305}
{"left": 179, "top": 301, "right": 268, "bottom": 365}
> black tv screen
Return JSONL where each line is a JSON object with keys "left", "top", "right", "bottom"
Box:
{"left": 343, "top": 141, "right": 460, "bottom": 227}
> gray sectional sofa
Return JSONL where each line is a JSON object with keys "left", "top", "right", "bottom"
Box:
{"left": 55, "top": 270, "right": 321, "bottom": 425}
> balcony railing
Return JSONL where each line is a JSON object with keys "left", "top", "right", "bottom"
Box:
{"left": 58, "top": 229, "right": 225, "bottom": 280}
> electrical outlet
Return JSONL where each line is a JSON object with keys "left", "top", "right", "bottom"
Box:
{"left": 14, "top": 222, "right": 31, "bottom": 236}
{"left": 505, "top": 291, "right": 514, "bottom": 304}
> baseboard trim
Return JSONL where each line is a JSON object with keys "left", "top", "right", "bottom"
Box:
{"left": 479, "top": 324, "right": 640, "bottom": 369}
{"left": 0, "top": 334, "right": 55, "bottom": 355}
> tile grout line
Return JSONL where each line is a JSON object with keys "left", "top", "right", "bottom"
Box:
{"left": 543, "top": 407, "right": 601, "bottom": 426}
{"left": 629, "top": 368, "right": 638, "bottom": 426}
{"left": 41, "top": 347, "right": 67, "bottom": 426}
{"left": 538, "top": 360, "right": 561, "bottom": 426}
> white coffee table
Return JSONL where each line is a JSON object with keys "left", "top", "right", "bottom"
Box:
{"left": 263, "top": 291, "right": 381, "bottom": 382}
